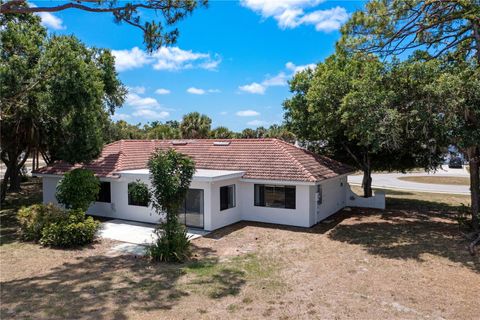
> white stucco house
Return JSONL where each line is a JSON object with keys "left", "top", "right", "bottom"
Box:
{"left": 35, "top": 139, "right": 384, "bottom": 231}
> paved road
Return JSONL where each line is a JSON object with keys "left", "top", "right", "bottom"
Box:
{"left": 348, "top": 165, "right": 470, "bottom": 195}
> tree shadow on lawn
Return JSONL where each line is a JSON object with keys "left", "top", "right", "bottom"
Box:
{"left": 0, "top": 243, "right": 247, "bottom": 320}
{"left": 328, "top": 198, "right": 480, "bottom": 273}
{"left": 0, "top": 179, "right": 42, "bottom": 246}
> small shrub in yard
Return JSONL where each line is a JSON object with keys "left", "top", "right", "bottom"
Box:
{"left": 40, "top": 210, "right": 100, "bottom": 247}
{"left": 56, "top": 168, "right": 100, "bottom": 211}
{"left": 17, "top": 204, "right": 100, "bottom": 247}
{"left": 18, "top": 203, "right": 65, "bottom": 241}
{"left": 147, "top": 221, "right": 191, "bottom": 262}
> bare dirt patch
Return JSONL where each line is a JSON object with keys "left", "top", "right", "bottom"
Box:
{"left": 1, "top": 179, "right": 479, "bottom": 319}
{"left": 397, "top": 176, "right": 470, "bottom": 186}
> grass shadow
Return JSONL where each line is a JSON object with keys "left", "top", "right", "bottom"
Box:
{"left": 328, "top": 198, "right": 479, "bottom": 273}
{"left": 0, "top": 242, "right": 220, "bottom": 319}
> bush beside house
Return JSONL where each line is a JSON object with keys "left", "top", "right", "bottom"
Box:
{"left": 18, "top": 204, "right": 100, "bottom": 247}
{"left": 18, "top": 168, "right": 101, "bottom": 248}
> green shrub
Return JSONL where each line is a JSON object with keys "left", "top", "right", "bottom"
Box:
{"left": 40, "top": 209, "right": 100, "bottom": 247}
{"left": 147, "top": 220, "right": 191, "bottom": 262}
{"left": 18, "top": 204, "right": 66, "bottom": 241}
{"left": 17, "top": 204, "right": 100, "bottom": 247}
{"left": 56, "top": 168, "right": 100, "bottom": 211}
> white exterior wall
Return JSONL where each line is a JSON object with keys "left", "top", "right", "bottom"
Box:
{"left": 40, "top": 173, "right": 363, "bottom": 231}
{"left": 239, "top": 181, "right": 313, "bottom": 228}
{"left": 206, "top": 178, "right": 242, "bottom": 231}
{"left": 42, "top": 176, "right": 61, "bottom": 204}
{"left": 314, "top": 176, "right": 348, "bottom": 224}
{"left": 346, "top": 187, "right": 386, "bottom": 209}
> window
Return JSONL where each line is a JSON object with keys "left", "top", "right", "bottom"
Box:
{"left": 96, "top": 182, "right": 111, "bottom": 203}
{"left": 254, "top": 184, "right": 296, "bottom": 209}
{"left": 220, "top": 185, "right": 235, "bottom": 211}
{"left": 317, "top": 185, "right": 322, "bottom": 205}
{"left": 128, "top": 181, "right": 150, "bottom": 207}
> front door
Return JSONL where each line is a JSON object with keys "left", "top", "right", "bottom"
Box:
{"left": 178, "top": 189, "right": 204, "bottom": 229}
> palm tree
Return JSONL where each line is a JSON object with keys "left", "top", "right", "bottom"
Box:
{"left": 179, "top": 112, "right": 212, "bottom": 138}
{"left": 210, "top": 126, "right": 233, "bottom": 139}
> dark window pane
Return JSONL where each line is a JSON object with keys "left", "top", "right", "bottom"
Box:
{"left": 254, "top": 184, "right": 265, "bottom": 206}
{"left": 285, "top": 186, "right": 296, "bottom": 209}
{"left": 254, "top": 184, "right": 295, "bottom": 209}
{"left": 220, "top": 185, "right": 235, "bottom": 211}
{"left": 97, "top": 182, "right": 111, "bottom": 203}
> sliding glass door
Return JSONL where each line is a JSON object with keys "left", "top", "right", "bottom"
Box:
{"left": 178, "top": 189, "right": 204, "bottom": 229}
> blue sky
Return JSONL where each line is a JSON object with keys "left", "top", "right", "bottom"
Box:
{"left": 34, "top": 0, "right": 364, "bottom": 131}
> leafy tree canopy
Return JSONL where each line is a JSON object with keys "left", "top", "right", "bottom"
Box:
{"left": 0, "top": 0, "right": 207, "bottom": 52}
{"left": 0, "top": 13, "right": 125, "bottom": 201}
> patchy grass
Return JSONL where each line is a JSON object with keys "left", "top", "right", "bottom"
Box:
{"left": 398, "top": 176, "right": 470, "bottom": 186}
{"left": 1, "top": 179, "right": 479, "bottom": 319}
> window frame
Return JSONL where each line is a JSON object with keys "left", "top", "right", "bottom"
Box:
{"left": 254, "top": 184, "right": 296, "bottom": 209}
{"left": 96, "top": 181, "right": 111, "bottom": 203}
{"left": 127, "top": 181, "right": 149, "bottom": 207}
{"left": 220, "top": 184, "right": 236, "bottom": 211}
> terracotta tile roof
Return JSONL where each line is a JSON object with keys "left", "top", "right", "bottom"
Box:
{"left": 35, "top": 139, "right": 354, "bottom": 182}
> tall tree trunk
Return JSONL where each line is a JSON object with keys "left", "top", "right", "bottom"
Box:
{"left": 362, "top": 152, "right": 373, "bottom": 198}
{"left": 467, "top": 146, "right": 480, "bottom": 232}
{"left": 362, "top": 167, "right": 373, "bottom": 198}
{"left": 6, "top": 149, "right": 30, "bottom": 193}
{"left": 1, "top": 166, "right": 11, "bottom": 203}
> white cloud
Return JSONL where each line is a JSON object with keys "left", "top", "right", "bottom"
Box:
{"left": 286, "top": 61, "right": 316, "bottom": 74}
{"left": 247, "top": 119, "right": 269, "bottom": 126}
{"left": 238, "top": 70, "right": 290, "bottom": 95}
{"left": 262, "top": 72, "right": 288, "bottom": 86}
{"left": 241, "top": 0, "right": 348, "bottom": 32}
{"left": 155, "top": 88, "right": 171, "bottom": 95}
{"left": 187, "top": 87, "right": 220, "bottom": 95}
{"left": 29, "top": 3, "right": 65, "bottom": 30}
{"left": 236, "top": 110, "right": 260, "bottom": 117}
{"left": 37, "top": 12, "right": 65, "bottom": 30}
{"left": 299, "top": 7, "right": 349, "bottom": 32}
{"left": 238, "top": 82, "right": 266, "bottom": 95}
{"left": 127, "top": 86, "right": 146, "bottom": 94}
{"left": 112, "top": 47, "right": 151, "bottom": 72}
{"left": 220, "top": 111, "right": 228, "bottom": 115}
{"left": 132, "top": 109, "right": 169, "bottom": 119}
{"left": 111, "top": 113, "right": 131, "bottom": 121}
{"left": 187, "top": 87, "right": 206, "bottom": 95}
{"left": 126, "top": 93, "right": 160, "bottom": 108}
{"left": 112, "top": 46, "right": 221, "bottom": 72}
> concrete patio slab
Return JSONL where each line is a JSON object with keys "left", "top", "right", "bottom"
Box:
{"left": 98, "top": 219, "right": 209, "bottom": 246}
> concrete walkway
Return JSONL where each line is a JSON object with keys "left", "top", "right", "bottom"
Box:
{"left": 348, "top": 165, "right": 470, "bottom": 195}
{"left": 98, "top": 219, "right": 209, "bottom": 255}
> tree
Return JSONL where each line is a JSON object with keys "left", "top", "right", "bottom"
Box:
{"left": 433, "top": 60, "right": 480, "bottom": 236}
{"left": 179, "top": 112, "right": 211, "bottom": 138}
{"left": 284, "top": 53, "right": 445, "bottom": 197}
{"left": 265, "top": 124, "right": 296, "bottom": 143}
{"left": 0, "top": 13, "right": 125, "bottom": 202}
{"left": 210, "top": 126, "right": 233, "bottom": 139}
{"left": 0, "top": 0, "right": 207, "bottom": 52}
{"left": 147, "top": 148, "right": 195, "bottom": 262}
{"left": 341, "top": 0, "right": 480, "bottom": 232}
{"left": 55, "top": 169, "right": 100, "bottom": 211}
{"left": 239, "top": 128, "right": 256, "bottom": 139}
{"left": 146, "top": 122, "right": 181, "bottom": 139}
